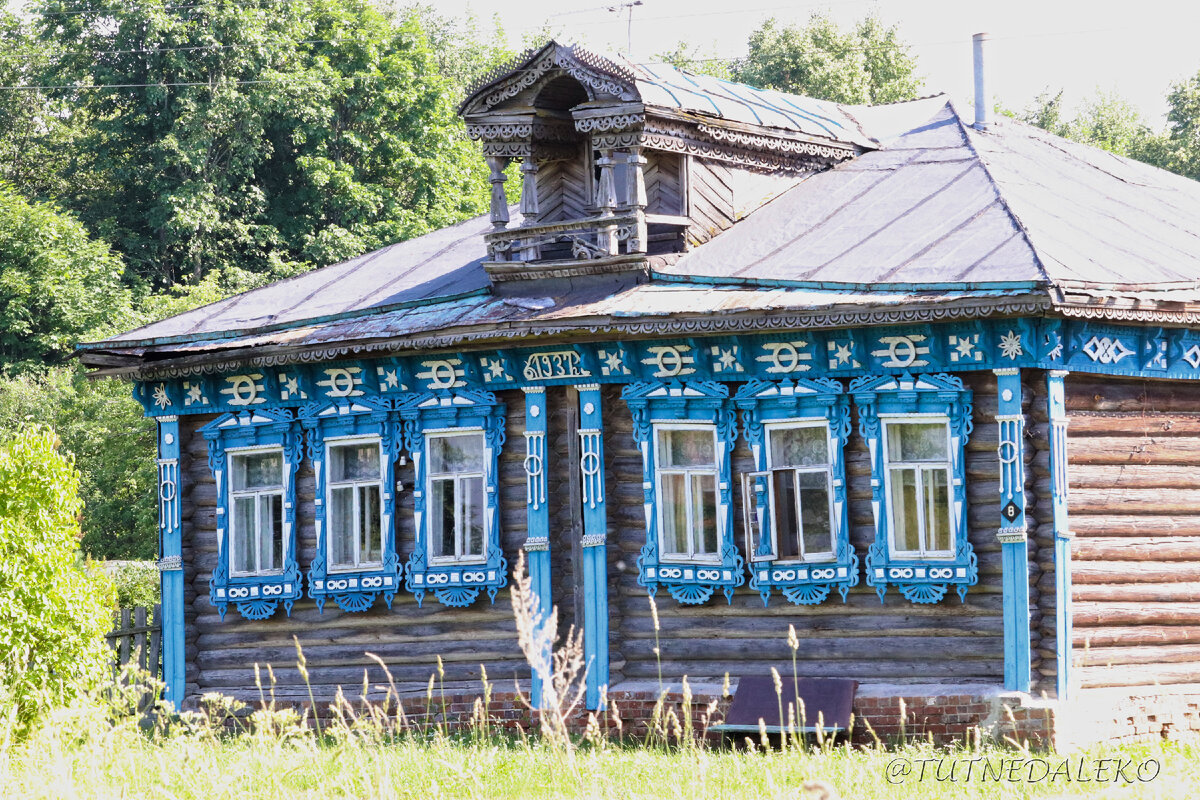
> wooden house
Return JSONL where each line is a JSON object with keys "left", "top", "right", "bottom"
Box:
{"left": 80, "top": 42, "right": 1200, "bottom": 745}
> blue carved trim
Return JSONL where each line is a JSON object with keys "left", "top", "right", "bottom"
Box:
{"left": 996, "top": 369, "right": 1031, "bottom": 692}
{"left": 157, "top": 417, "right": 186, "bottom": 708}
{"left": 1047, "top": 370, "right": 1073, "bottom": 699}
{"left": 399, "top": 390, "right": 508, "bottom": 608}
{"left": 851, "top": 373, "right": 978, "bottom": 604}
{"left": 522, "top": 388, "right": 552, "bottom": 708}
{"left": 200, "top": 409, "right": 305, "bottom": 621}
{"left": 579, "top": 386, "right": 610, "bottom": 709}
{"left": 135, "top": 318, "right": 1200, "bottom": 419}
{"left": 733, "top": 378, "right": 859, "bottom": 606}
{"left": 622, "top": 380, "right": 745, "bottom": 605}
{"left": 298, "top": 398, "right": 402, "bottom": 613}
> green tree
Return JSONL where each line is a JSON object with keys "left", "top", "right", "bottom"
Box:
{"left": 33, "top": 0, "right": 492, "bottom": 286}
{"left": 1162, "top": 71, "right": 1200, "bottom": 179}
{"left": 1022, "top": 90, "right": 1169, "bottom": 169}
{"left": 0, "top": 367, "right": 156, "bottom": 560}
{"left": 654, "top": 42, "right": 734, "bottom": 81}
{"left": 0, "top": 185, "right": 131, "bottom": 372}
{"left": 0, "top": 425, "right": 115, "bottom": 734}
{"left": 732, "top": 13, "right": 922, "bottom": 103}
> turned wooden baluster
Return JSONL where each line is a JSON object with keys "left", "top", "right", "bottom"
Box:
{"left": 594, "top": 149, "right": 619, "bottom": 257}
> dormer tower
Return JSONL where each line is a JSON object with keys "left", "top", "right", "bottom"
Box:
{"left": 460, "top": 42, "right": 872, "bottom": 283}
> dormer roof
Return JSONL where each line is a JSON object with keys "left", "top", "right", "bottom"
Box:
{"left": 460, "top": 41, "right": 876, "bottom": 152}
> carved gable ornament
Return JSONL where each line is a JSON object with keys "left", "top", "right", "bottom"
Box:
{"left": 460, "top": 42, "right": 639, "bottom": 117}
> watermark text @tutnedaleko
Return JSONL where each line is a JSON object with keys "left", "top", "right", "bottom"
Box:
{"left": 885, "top": 756, "right": 1161, "bottom": 785}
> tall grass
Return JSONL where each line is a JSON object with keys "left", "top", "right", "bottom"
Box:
{"left": 0, "top": 553, "right": 1196, "bottom": 798}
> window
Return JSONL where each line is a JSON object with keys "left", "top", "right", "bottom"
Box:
{"left": 765, "top": 423, "right": 835, "bottom": 561}
{"left": 229, "top": 450, "right": 285, "bottom": 576}
{"left": 734, "top": 377, "right": 857, "bottom": 606}
{"left": 654, "top": 425, "right": 719, "bottom": 561}
{"left": 299, "top": 399, "right": 403, "bottom": 614}
{"left": 399, "top": 389, "right": 508, "bottom": 608}
{"left": 850, "top": 372, "right": 977, "bottom": 604}
{"left": 201, "top": 409, "right": 303, "bottom": 621}
{"left": 883, "top": 420, "right": 953, "bottom": 558}
{"left": 622, "top": 380, "right": 744, "bottom": 606}
{"left": 327, "top": 439, "right": 384, "bottom": 571}
{"left": 427, "top": 431, "right": 486, "bottom": 564}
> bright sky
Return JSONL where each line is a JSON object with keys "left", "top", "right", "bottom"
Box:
{"left": 436, "top": 0, "right": 1200, "bottom": 124}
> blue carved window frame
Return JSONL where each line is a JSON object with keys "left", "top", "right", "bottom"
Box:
{"left": 622, "top": 381, "right": 745, "bottom": 605}
{"left": 201, "top": 409, "right": 303, "bottom": 620}
{"left": 399, "top": 390, "right": 508, "bottom": 608}
{"left": 734, "top": 378, "right": 859, "bottom": 606}
{"left": 299, "top": 399, "right": 403, "bottom": 613}
{"left": 850, "top": 373, "right": 978, "bottom": 604}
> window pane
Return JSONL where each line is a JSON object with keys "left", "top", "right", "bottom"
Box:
{"left": 924, "top": 468, "right": 952, "bottom": 552}
{"left": 232, "top": 497, "right": 256, "bottom": 573}
{"left": 464, "top": 477, "right": 485, "bottom": 557}
{"left": 887, "top": 423, "right": 948, "bottom": 463}
{"left": 359, "top": 484, "right": 381, "bottom": 564}
{"left": 798, "top": 471, "right": 833, "bottom": 556}
{"left": 233, "top": 451, "right": 282, "bottom": 491}
{"left": 890, "top": 467, "right": 921, "bottom": 553}
{"left": 429, "top": 433, "right": 484, "bottom": 475}
{"left": 772, "top": 470, "right": 800, "bottom": 560}
{"left": 658, "top": 428, "right": 715, "bottom": 468}
{"left": 659, "top": 473, "right": 688, "bottom": 556}
{"left": 431, "top": 478, "right": 455, "bottom": 560}
{"left": 330, "top": 442, "right": 381, "bottom": 483}
{"left": 329, "top": 486, "right": 355, "bottom": 567}
{"left": 693, "top": 473, "right": 718, "bottom": 556}
{"left": 256, "top": 494, "right": 282, "bottom": 572}
{"left": 769, "top": 426, "right": 828, "bottom": 468}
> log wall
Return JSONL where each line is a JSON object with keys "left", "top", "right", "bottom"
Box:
{"left": 1062, "top": 376, "right": 1200, "bottom": 688}
{"left": 607, "top": 373, "right": 1014, "bottom": 686}
{"left": 179, "top": 390, "right": 532, "bottom": 705}
{"left": 178, "top": 373, "right": 1033, "bottom": 706}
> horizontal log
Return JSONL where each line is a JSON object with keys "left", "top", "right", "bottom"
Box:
{"left": 1070, "top": 515, "right": 1200, "bottom": 537}
{"left": 1074, "top": 538, "right": 1200, "bottom": 562}
{"left": 1073, "top": 601, "right": 1200, "bottom": 626}
{"left": 1072, "top": 625, "right": 1200, "bottom": 647}
{"left": 1073, "top": 583, "right": 1200, "bottom": 603}
{"left": 1066, "top": 437, "right": 1200, "bottom": 466}
{"left": 1067, "top": 464, "right": 1200, "bottom": 490}
{"left": 1078, "top": 662, "right": 1200, "bottom": 689}
{"left": 1052, "top": 415, "right": 1200, "bottom": 436}
{"left": 1072, "top": 561, "right": 1200, "bottom": 584}
{"left": 1066, "top": 380, "right": 1200, "bottom": 413}
{"left": 621, "top": 659, "right": 1000, "bottom": 682}
{"left": 1068, "top": 488, "right": 1200, "bottom": 514}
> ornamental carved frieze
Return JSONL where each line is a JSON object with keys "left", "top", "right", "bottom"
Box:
{"left": 466, "top": 118, "right": 578, "bottom": 143}
{"left": 465, "top": 47, "right": 638, "bottom": 113}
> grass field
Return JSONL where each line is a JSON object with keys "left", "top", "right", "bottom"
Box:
{"left": 2, "top": 683, "right": 1195, "bottom": 800}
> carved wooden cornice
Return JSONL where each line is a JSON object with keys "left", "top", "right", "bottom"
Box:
{"left": 461, "top": 45, "right": 638, "bottom": 115}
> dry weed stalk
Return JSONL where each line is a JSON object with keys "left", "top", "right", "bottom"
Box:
{"left": 509, "top": 551, "right": 588, "bottom": 749}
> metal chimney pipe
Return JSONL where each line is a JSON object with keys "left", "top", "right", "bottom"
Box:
{"left": 973, "top": 32, "right": 990, "bottom": 131}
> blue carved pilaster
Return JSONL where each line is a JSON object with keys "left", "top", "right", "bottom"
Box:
{"left": 995, "top": 368, "right": 1031, "bottom": 692}
{"left": 157, "top": 417, "right": 186, "bottom": 708}
{"left": 522, "top": 388, "right": 552, "bottom": 707}
{"left": 578, "top": 385, "right": 610, "bottom": 710}
{"left": 1047, "top": 369, "right": 1073, "bottom": 699}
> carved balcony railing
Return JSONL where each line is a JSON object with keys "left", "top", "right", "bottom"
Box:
{"left": 486, "top": 213, "right": 671, "bottom": 264}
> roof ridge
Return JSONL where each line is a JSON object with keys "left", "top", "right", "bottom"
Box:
{"left": 952, "top": 99, "right": 1055, "bottom": 289}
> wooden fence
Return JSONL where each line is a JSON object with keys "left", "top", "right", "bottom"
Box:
{"left": 107, "top": 604, "right": 161, "bottom": 678}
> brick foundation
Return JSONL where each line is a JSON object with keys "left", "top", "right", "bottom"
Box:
{"left": 187, "top": 682, "right": 1200, "bottom": 749}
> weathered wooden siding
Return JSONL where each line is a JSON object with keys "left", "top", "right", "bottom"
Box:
{"left": 179, "top": 390, "right": 531, "bottom": 705}
{"left": 686, "top": 158, "right": 804, "bottom": 247}
{"left": 608, "top": 374, "right": 1009, "bottom": 685}
{"left": 535, "top": 152, "right": 589, "bottom": 223}
{"left": 1063, "top": 376, "right": 1200, "bottom": 688}
{"left": 644, "top": 151, "right": 684, "bottom": 216}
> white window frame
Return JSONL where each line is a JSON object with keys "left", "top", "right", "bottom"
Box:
{"left": 881, "top": 414, "right": 956, "bottom": 560}
{"left": 227, "top": 445, "right": 286, "bottom": 578}
{"left": 425, "top": 428, "right": 488, "bottom": 567}
{"left": 325, "top": 435, "right": 386, "bottom": 573}
{"left": 653, "top": 422, "right": 721, "bottom": 564}
{"left": 763, "top": 420, "right": 837, "bottom": 563}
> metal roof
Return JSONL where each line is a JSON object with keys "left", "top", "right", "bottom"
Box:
{"left": 81, "top": 93, "right": 1200, "bottom": 369}
{"left": 630, "top": 61, "right": 874, "bottom": 147}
